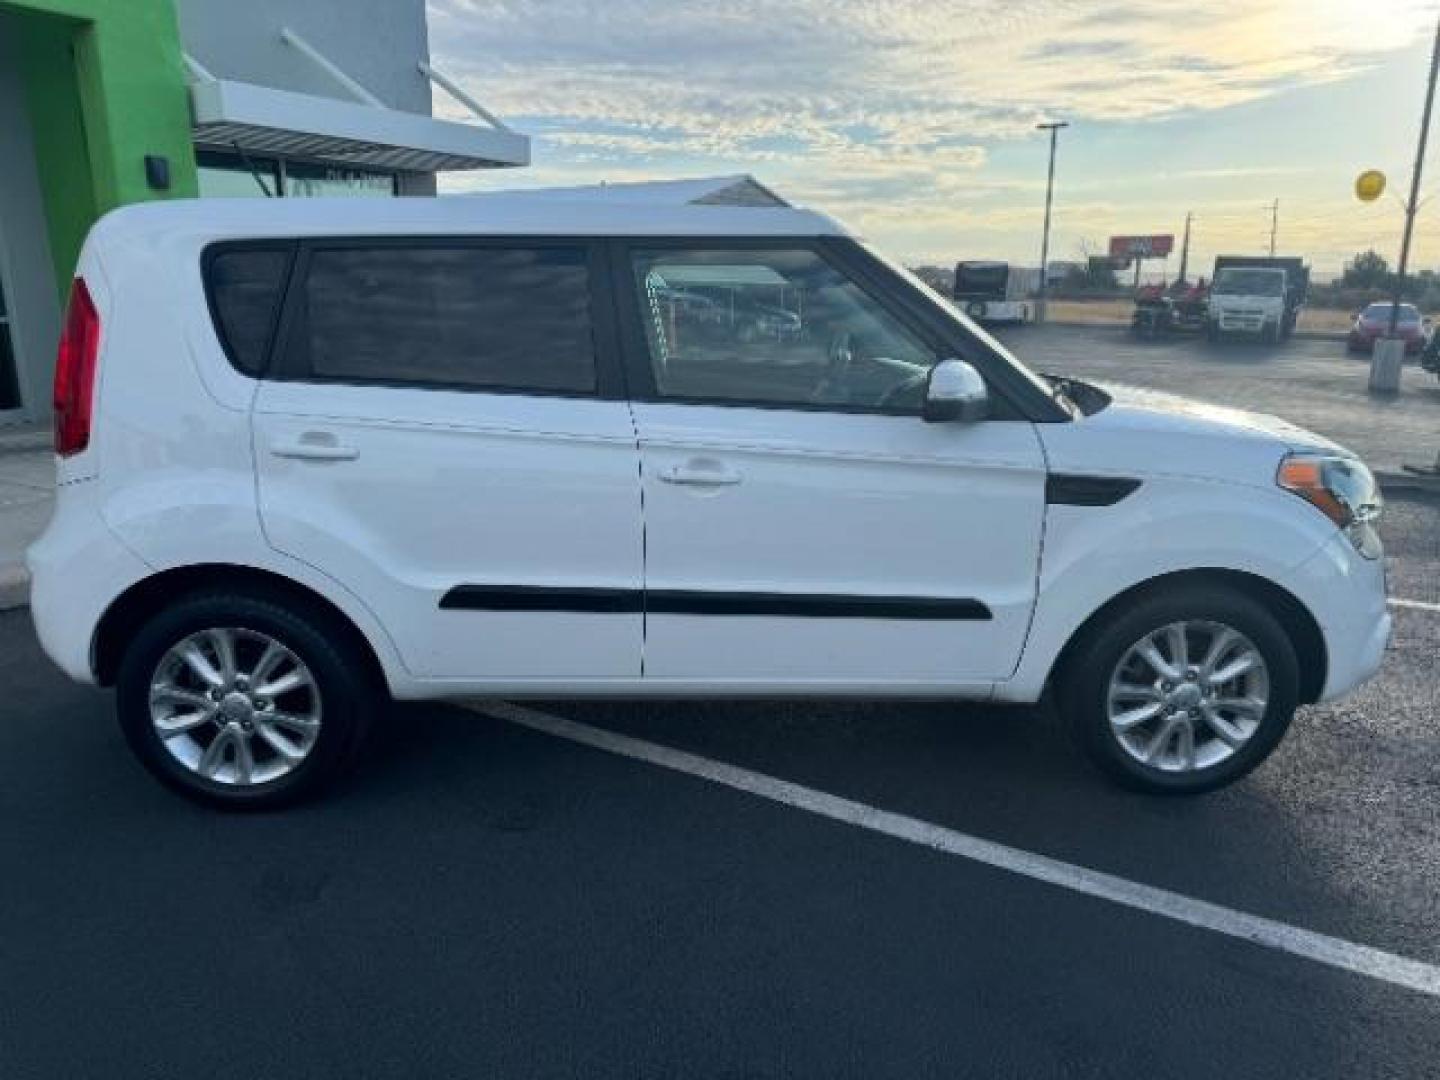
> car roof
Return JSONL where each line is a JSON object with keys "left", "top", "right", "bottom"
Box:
{"left": 89, "top": 193, "right": 852, "bottom": 249}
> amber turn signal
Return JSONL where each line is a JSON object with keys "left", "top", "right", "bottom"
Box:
{"left": 1276, "top": 457, "right": 1352, "bottom": 527}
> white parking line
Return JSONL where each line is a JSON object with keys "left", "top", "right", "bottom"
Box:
{"left": 473, "top": 700, "right": 1440, "bottom": 1000}
{"left": 1390, "top": 597, "right": 1440, "bottom": 614}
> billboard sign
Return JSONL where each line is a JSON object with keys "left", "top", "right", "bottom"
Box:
{"left": 1108, "top": 234, "right": 1174, "bottom": 259}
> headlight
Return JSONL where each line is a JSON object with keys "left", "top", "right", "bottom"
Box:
{"left": 1277, "top": 453, "right": 1383, "bottom": 558}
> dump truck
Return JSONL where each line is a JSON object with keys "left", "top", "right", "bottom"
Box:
{"left": 1205, "top": 256, "right": 1310, "bottom": 343}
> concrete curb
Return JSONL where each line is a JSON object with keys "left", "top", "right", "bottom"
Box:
{"left": 0, "top": 426, "right": 48, "bottom": 457}
{"left": 0, "top": 562, "right": 28, "bottom": 612}
{"left": 1376, "top": 470, "right": 1440, "bottom": 497}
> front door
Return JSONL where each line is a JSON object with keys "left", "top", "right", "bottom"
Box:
{"left": 616, "top": 241, "right": 1048, "bottom": 689}
{"left": 252, "top": 239, "right": 642, "bottom": 686}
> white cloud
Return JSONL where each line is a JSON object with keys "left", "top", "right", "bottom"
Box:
{"left": 428, "top": 0, "right": 1434, "bottom": 269}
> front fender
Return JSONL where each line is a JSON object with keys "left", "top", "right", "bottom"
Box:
{"left": 996, "top": 478, "right": 1335, "bottom": 702}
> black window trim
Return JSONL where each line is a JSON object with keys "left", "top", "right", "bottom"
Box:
{"left": 200, "top": 240, "right": 299, "bottom": 379}
{"left": 265, "top": 235, "right": 629, "bottom": 402}
{"left": 606, "top": 235, "right": 1066, "bottom": 423}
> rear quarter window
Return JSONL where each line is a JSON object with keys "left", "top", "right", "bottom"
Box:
{"left": 204, "top": 246, "right": 293, "bottom": 376}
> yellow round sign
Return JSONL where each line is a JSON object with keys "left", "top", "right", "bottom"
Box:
{"left": 1355, "top": 170, "right": 1387, "bottom": 202}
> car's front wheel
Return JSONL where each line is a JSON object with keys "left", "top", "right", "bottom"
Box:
{"left": 116, "top": 590, "right": 378, "bottom": 809}
{"left": 1059, "top": 584, "right": 1300, "bottom": 794}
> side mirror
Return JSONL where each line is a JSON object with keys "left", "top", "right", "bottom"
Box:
{"left": 923, "top": 359, "right": 989, "bottom": 423}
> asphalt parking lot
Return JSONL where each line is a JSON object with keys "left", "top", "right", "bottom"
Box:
{"left": 3, "top": 326, "right": 1439, "bottom": 1077}
{"left": 1, "top": 492, "right": 1437, "bottom": 1077}
{"left": 992, "top": 322, "right": 1440, "bottom": 476}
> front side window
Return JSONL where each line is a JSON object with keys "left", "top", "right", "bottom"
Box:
{"left": 629, "top": 247, "right": 939, "bottom": 411}
{"left": 292, "top": 245, "right": 597, "bottom": 394}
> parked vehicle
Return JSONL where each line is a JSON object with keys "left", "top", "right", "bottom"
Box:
{"left": 953, "top": 261, "right": 1031, "bottom": 325}
{"left": 30, "top": 195, "right": 1389, "bottom": 808}
{"left": 731, "top": 295, "right": 803, "bottom": 343}
{"left": 1130, "top": 281, "right": 1208, "bottom": 339}
{"left": 1206, "top": 256, "right": 1310, "bottom": 343}
{"left": 1422, "top": 329, "right": 1440, "bottom": 380}
{"left": 653, "top": 274, "right": 801, "bottom": 344}
{"left": 1348, "top": 302, "right": 1428, "bottom": 354}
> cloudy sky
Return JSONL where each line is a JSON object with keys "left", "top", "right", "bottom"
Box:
{"left": 428, "top": 1, "right": 1437, "bottom": 278}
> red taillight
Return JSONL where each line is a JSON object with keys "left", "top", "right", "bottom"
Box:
{"left": 53, "top": 278, "right": 100, "bottom": 458}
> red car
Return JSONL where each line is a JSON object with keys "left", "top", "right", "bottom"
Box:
{"left": 1348, "top": 302, "right": 1428, "bottom": 353}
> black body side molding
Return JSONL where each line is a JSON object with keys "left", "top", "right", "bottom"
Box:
{"left": 440, "top": 586, "right": 991, "bottom": 620}
{"left": 1046, "top": 473, "right": 1142, "bottom": 507}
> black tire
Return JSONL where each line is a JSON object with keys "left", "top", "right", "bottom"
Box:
{"left": 1058, "top": 584, "right": 1300, "bottom": 794}
{"left": 116, "top": 589, "right": 380, "bottom": 810}
{"left": 1205, "top": 323, "right": 1219, "bottom": 343}
{"left": 965, "top": 300, "right": 987, "bottom": 321}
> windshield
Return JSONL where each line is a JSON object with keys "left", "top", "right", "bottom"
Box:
{"left": 1213, "top": 269, "right": 1286, "bottom": 297}
{"left": 1363, "top": 303, "right": 1419, "bottom": 322}
{"left": 956, "top": 264, "right": 1009, "bottom": 293}
{"left": 870, "top": 245, "right": 1076, "bottom": 415}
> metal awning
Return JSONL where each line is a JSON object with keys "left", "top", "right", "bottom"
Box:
{"left": 186, "top": 34, "right": 529, "bottom": 172}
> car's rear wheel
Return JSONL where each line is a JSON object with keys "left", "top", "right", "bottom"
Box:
{"left": 1059, "top": 584, "right": 1299, "bottom": 794}
{"left": 117, "top": 590, "right": 378, "bottom": 809}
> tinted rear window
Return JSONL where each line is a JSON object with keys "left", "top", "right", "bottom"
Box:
{"left": 292, "top": 245, "right": 597, "bottom": 394}
{"left": 206, "top": 247, "right": 292, "bottom": 375}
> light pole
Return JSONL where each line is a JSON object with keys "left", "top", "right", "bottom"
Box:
{"left": 1035, "top": 120, "right": 1068, "bottom": 324}
{"left": 1177, "top": 211, "right": 1193, "bottom": 284}
{"left": 1368, "top": 14, "right": 1439, "bottom": 396}
{"left": 1388, "top": 14, "right": 1440, "bottom": 339}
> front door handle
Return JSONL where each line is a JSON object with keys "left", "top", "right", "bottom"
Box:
{"left": 658, "top": 459, "right": 742, "bottom": 486}
{"left": 270, "top": 433, "right": 359, "bottom": 462}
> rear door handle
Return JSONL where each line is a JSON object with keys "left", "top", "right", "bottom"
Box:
{"left": 270, "top": 433, "right": 359, "bottom": 462}
{"left": 658, "top": 459, "right": 742, "bottom": 486}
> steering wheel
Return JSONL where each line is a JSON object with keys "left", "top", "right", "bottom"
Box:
{"left": 810, "top": 331, "right": 855, "bottom": 404}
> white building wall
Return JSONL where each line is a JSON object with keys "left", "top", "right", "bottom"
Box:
{"left": 176, "top": 0, "right": 433, "bottom": 115}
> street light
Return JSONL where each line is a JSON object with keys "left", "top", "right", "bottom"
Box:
{"left": 1366, "top": 13, "right": 1439, "bottom": 395}
{"left": 1388, "top": 14, "right": 1440, "bottom": 340}
{"left": 1035, "top": 120, "right": 1069, "bottom": 325}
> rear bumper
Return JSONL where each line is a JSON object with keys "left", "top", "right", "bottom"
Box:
{"left": 26, "top": 486, "right": 150, "bottom": 684}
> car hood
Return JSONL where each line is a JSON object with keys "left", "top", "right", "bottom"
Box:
{"left": 1101, "top": 383, "right": 1342, "bottom": 450}
{"left": 1042, "top": 380, "right": 1349, "bottom": 487}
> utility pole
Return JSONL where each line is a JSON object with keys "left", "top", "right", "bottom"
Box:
{"left": 1267, "top": 199, "right": 1279, "bottom": 257}
{"left": 1178, "top": 211, "right": 1193, "bottom": 283}
{"left": 1034, "top": 120, "right": 1069, "bottom": 324}
{"left": 1389, "top": 14, "right": 1440, "bottom": 337}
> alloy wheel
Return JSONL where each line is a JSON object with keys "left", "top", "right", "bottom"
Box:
{"left": 1106, "top": 620, "right": 1270, "bottom": 773}
{"left": 149, "top": 627, "right": 323, "bottom": 786}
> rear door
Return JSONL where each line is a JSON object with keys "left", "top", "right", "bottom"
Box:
{"left": 614, "top": 239, "right": 1049, "bottom": 690}
{"left": 247, "top": 238, "right": 642, "bottom": 687}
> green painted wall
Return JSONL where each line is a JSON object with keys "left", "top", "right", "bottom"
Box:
{"left": 2, "top": 0, "right": 197, "bottom": 294}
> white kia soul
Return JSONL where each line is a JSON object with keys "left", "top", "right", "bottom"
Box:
{"left": 29, "top": 194, "right": 1390, "bottom": 808}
